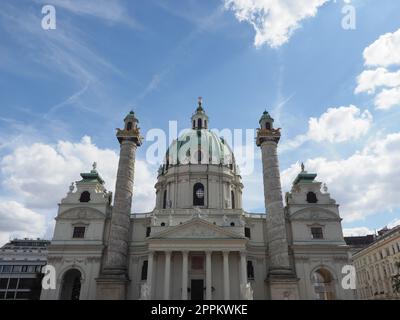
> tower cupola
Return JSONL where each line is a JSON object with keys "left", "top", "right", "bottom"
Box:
{"left": 191, "top": 97, "right": 209, "bottom": 130}
{"left": 124, "top": 110, "right": 139, "bottom": 131}
{"left": 259, "top": 110, "right": 274, "bottom": 130}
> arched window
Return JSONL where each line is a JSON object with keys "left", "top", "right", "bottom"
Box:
{"left": 247, "top": 261, "right": 255, "bottom": 279}
{"left": 198, "top": 118, "right": 202, "bottom": 129}
{"left": 127, "top": 122, "right": 133, "bottom": 131}
{"left": 141, "top": 261, "right": 148, "bottom": 281}
{"left": 60, "top": 269, "right": 82, "bottom": 300}
{"left": 163, "top": 190, "right": 167, "bottom": 209}
{"left": 193, "top": 120, "right": 195, "bottom": 129}
{"left": 230, "top": 222, "right": 235, "bottom": 227}
{"left": 193, "top": 183, "right": 205, "bottom": 206}
{"left": 266, "top": 122, "right": 271, "bottom": 130}
{"left": 161, "top": 222, "right": 166, "bottom": 227}
{"left": 204, "top": 120, "right": 207, "bottom": 128}
{"left": 79, "top": 191, "right": 91, "bottom": 203}
{"left": 307, "top": 192, "right": 318, "bottom": 203}
{"left": 312, "top": 268, "right": 335, "bottom": 300}
{"left": 231, "top": 191, "right": 235, "bottom": 209}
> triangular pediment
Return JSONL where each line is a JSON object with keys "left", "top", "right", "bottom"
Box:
{"left": 290, "top": 207, "right": 340, "bottom": 221}
{"left": 149, "top": 217, "right": 244, "bottom": 240}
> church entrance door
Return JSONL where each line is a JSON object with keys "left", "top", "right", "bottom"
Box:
{"left": 191, "top": 279, "right": 204, "bottom": 300}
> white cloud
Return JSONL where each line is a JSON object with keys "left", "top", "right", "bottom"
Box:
{"left": 374, "top": 87, "right": 400, "bottom": 110}
{"left": 1, "top": 136, "right": 156, "bottom": 212}
{"left": 355, "top": 68, "right": 400, "bottom": 95}
{"left": 281, "top": 132, "right": 400, "bottom": 222}
{"left": 307, "top": 105, "right": 372, "bottom": 143}
{"left": 363, "top": 29, "right": 400, "bottom": 67}
{"left": 356, "top": 28, "right": 400, "bottom": 110}
{"left": 0, "top": 201, "right": 46, "bottom": 245}
{"left": 224, "top": 0, "right": 329, "bottom": 48}
{"left": 343, "top": 227, "right": 374, "bottom": 237}
{"left": 281, "top": 105, "right": 372, "bottom": 151}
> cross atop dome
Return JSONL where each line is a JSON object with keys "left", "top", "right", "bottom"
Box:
{"left": 197, "top": 97, "right": 204, "bottom": 112}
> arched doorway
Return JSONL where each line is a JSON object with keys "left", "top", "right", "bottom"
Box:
{"left": 60, "top": 269, "right": 82, "bottom": 300}
{"left": 312, "top": 268, "right": 335, "bottom": 300}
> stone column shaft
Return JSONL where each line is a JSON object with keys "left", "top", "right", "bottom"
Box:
{"left": 164, "top": 251, "right": 171, "bottom": 300}
{"left": 182, "top": 251, "right": 188, "bottom": 300}
{"left": 147, "top": 251, "right": 154, "bottom": 299}
{"left": 223, "top": 251, "right": 230, "bottom": 300}
{"left": 206, "top": 251, "right": 212, "bottom": 300}
{"left": 104, "top": 140, "right": 137, "bottom": 275}
{"left": 240, "top": 252, "right": 247, "bottom": 298}
{"left": 260, "top": 140, "right": 291, "bottom": 272}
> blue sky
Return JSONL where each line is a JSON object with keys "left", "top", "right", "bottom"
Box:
{"left": 0, "top": 0, "right": 400, "bottom": 244}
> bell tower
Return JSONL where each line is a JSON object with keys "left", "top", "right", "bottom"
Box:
{"left": 96, "top": 111, "right": 142, "bottom": 300}
{"left": 256, "top": 110, "right": 299, "bottom": 300}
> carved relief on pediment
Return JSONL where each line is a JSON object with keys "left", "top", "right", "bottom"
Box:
{"left": 168, "top": 224, "right": 229, "bottom": 239}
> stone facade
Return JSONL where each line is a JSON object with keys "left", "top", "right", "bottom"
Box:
{"left": 41, "top": 103, "right": 353, "bottom": 300}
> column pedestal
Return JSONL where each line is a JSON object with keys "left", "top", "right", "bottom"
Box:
{"left": 266, "top": 274, "right": 300, "bottom": 300}
{"left": 96, "top": 277, "right": 129, "bottom": 300}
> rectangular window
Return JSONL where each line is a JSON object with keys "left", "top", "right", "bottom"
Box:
{"left": 2, "top": 266, "right": 12, "bottom": 273}
{"left": 311, "top": 227, "right": 323, "bottom": 239}
{"left": 245, "top": 227, "right": 251, "bottom": 239}
{"left": 12, "top": 266, "right": 22, "bottom": 273}
{"left": 8, "top": 278, "right": 18, "bottom": 289}
{"left": 27, "top": 266, "right": 36, "bottom": 273}
{"left": 21, "top": 266, "right": 28, "bottom": 273}
{"left": 73, "top": 226, "right": 86, "bottom": 239}
{"left": 18, "top": 278, "right": 36, "bottom": 290}
{"left": 0, "top": 278, "right": 8, "bottom": 289}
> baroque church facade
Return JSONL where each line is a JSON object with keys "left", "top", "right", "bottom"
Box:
{"left": 41, "top": 100, "right": 354, "bottom": 300}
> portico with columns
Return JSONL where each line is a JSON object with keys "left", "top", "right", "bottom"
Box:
{"left": 144, "top": 218, "right": 248, "bottom": 300}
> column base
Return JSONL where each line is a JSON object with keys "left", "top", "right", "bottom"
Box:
{"left": 96, "top": 275, "right": 129, "bottom": 300}
{"left": 266, "top": 272, "right": 300, "bottom": 300}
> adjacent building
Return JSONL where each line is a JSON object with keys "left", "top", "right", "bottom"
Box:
{"left": 353, "top": 226, "right": 400, "bottom": 299}
{"left": 0, "top": 238, "right": 50, "bottom": 300}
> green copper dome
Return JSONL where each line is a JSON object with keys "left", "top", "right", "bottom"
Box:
{"left": 165, "top": 129, "right": 235, "bottom": 167}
